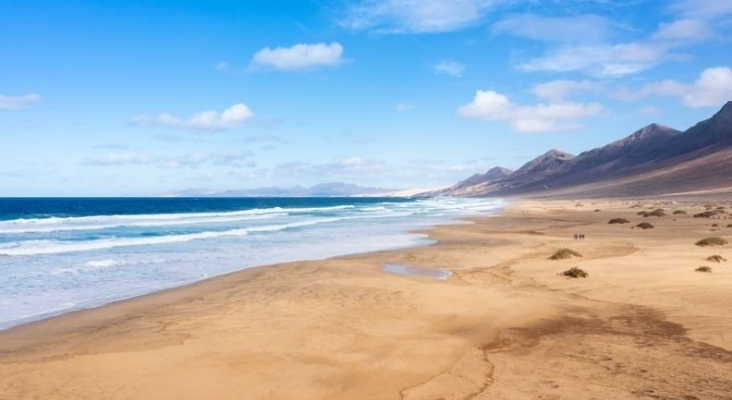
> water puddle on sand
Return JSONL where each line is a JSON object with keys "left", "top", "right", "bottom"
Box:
{"left": 381, "top": 264, "right": 451, "bottom": 280}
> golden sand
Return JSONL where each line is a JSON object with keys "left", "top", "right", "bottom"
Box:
{"left": 1, "top": 200, "right": 731, "bottom": 399}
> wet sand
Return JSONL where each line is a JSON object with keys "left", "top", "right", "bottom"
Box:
{"left": 1, "top": 199, "right": 732, "bottom": 399}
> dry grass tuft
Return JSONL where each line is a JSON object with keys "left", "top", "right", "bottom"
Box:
{"left": 644, "top": 209, "right": 666, "bottom": 217}
{"left": 635, "top": 222, "right": 654, "bottom": 230}
{"left": 706, "top": 255, "right": 727, "bottom": 263}
{"left": 695, "top": 237, "right": 728, "bottom": 247}
{"left": 549, "top": 248, "right": 583, "bottom": 260}
{"left": 694, "top": 211, "right": 718, "bottom": 218}
{"left": 608, "top": 218, "right": 630, "bottom": 224}
{"left": 695, "top": 266, "right": 712, "bottom": 273}
{"left": 672, "top": 210, "right": 687, "bottom": 215}
{"left": 561, "top": 267, "right": 588, "bottom": 278}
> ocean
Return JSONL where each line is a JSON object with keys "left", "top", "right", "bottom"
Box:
{"left": 0, "top": 197, "right": 502, "bottom": 330}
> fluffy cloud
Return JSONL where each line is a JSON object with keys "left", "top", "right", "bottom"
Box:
{"left": 492, "top": 14, "right": 613, "bottom": 43}
{"left": 682, "top": 67, "right": 732, "bottom": 107}
{"left": 613, "top": 66, "right": 732, "bottom": 108}
{"left": 458, "top": 90, "right": 604, "bottom": 132}
{"left": 134, "top": 103, "right": 253, "bottom": 131}
{"left": 341, "top": 0, "right": 494, "bottom": 33}
{"left": 252, "top": 42, "right": 344, "bottom": 70}
{"left": 0, "top": 94, "right": 41, "bottom": 110}
{"left": 433, "top": 61, "right": 465, "bottom": 77}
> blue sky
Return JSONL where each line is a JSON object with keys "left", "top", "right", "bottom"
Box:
{"left": 2, "top": 0, "right": 732, "bottom": 196}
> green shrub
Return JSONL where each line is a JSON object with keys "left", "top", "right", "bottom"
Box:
{"left": 561, "top": 267, "right": 588, "bottom": 278}
{"left": 635, "top": 222, "right": 654, "bottom": 230}
{"left": 695, "top": 237, "right": 728, "bottom": 247}
{"left": 695, "top": 266, "right": 712, "bottom": 273}
{"left": 608, "top": 218, "right": 630, "bottom": 224}
{"left": 706, "top": 255, "right": 727, "bottom": 262}
{"left": 549, "top": 248, "right": 583, "bottom": 260}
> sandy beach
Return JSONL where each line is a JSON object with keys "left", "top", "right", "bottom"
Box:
{"left": 2, "top": 199, "right": 732, "bottom": 399}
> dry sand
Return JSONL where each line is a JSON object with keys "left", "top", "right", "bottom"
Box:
{"left": 1, "top": 199, "right": 732, "bottom": 399}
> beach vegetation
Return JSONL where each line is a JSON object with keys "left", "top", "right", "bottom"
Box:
{"left": 694, "top": 211, "right": 718, "bottom": 218}
{"left": 594, "top": 209, "right": 601, "bottom": 212}
{"left": 635, "top": 222, "right": 654, "bottom": 230}
{"left": 706, "top": 255, "right": 727, "bottom": 262}
{"left": 549, "top": 248, "right": 583, "bottom": 260}
{"left": 608, "top": 218, "right": 630, "bottom": 224}
{"left": 695, "top": 266, "right": 712, "bottom": 273}
{"left": 672, "top": 210, "right": 687, "bottom": 215}
{"left": 639, "top": 209, "right": 666, "bottom": 217}
{"left": 695, "top": 237, "right": 728, "bottom": 247}
{"left": 712, "top": 223, "right": 719, "bottom": 227}
{"left": 561, "top": 267, "right": 588, "bottom": 278}
{"left": 728, "top": 224, "right": 732, "bottom": 228}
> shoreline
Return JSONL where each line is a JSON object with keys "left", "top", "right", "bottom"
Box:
{"left": 2, "top": 198, "right": 732, "bottom": 399}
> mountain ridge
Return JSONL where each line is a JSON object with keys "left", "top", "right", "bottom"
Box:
{"left": 430, "top": 102, "right": 732, "bottom": 198}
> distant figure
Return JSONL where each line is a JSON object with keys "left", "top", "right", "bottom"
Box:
{"left": 574, "top": 234, "right": 578, "bottom": 240}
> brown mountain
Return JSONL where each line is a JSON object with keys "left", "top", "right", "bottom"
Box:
{"left": 435, "top": 101, "right": 732, "bottom": 198}
{"left": 426, "top": 166, "right": 513, "bottom": 197}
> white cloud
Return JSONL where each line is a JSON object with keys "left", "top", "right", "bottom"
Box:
{"left": 670, "top": 0, "right": 732, "bottom": 20}
{"left": 497, "top": 6, "right": 724, "bottom": 78}
{"left": 492, "top": 14, "right": 613, "bottom": 43}
{"left": 652, "top": 19, "right": 714, "bottom": 42}
{"left": 458, "top": 90, "right": 604, "bottom": 132}
{"left": 395, "top": 102, "right": 415, "bottom": 112}
{"left": 613, "top": 66, "right": 732, "bottom": 108}
{"left": 341, "top": 0, "right": 494, "bottom": 33}
{"left": 252, "top": 42, "right": 344, "bottom": 70}
{"left": 134, "top": 103, "right": 253, "bottom": 131}
{"left": 0, "top": 94, "right": 41, "bottom": 110}
{"left": 84, "top": 152, "right": 157, "bottom": 166}
{"left": 531, "top": 80, "right": 603, "bottom": 101}
{"left": 518, "top": 42, "right": 668, "bottom": 77}
{"left": 433, "top": 61, "right": 465, "bottom": 77}
{"left": 682, "top": 67, "right": 732, "bottom": 107}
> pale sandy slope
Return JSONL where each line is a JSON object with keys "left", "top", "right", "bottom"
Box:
{"left": 1, "top": 200, "right": 731, "bottom": 399}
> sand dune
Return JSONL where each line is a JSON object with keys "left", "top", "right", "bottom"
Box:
{"left": 1, "top": 200, "right": 732, "bottom": 399}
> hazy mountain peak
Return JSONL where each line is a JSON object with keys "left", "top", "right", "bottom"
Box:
{"left": 537, "top": 149, "right": 575, "bottom": 161}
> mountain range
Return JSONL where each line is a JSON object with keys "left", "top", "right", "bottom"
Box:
{"left": 428, "top": 101, "right": 732, "bottom": 198}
